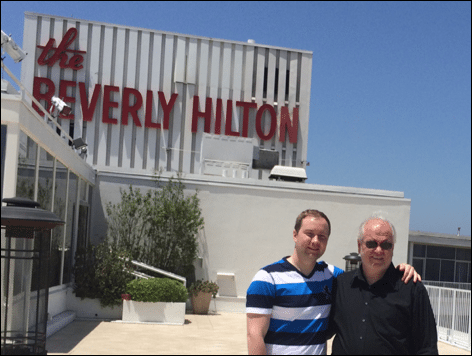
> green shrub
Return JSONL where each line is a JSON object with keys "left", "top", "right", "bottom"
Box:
{"left": 126, "top": 278, "right": 188, "bottom": 303}
{"left": 73, "top": 243, "right": 134, "bottom": 307}
{"left": 106, "top": 175, "right": 204, "bottom": 278}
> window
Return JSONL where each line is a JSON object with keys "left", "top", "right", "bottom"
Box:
{"left": 412, "top": 258, "right": 424, "bottom": 276}
{"left": 440, "top": 260, "right": 455, "bottom": 281}
{"left": 413, "top": 243, "right": 471, "bottom": 283}
{"left": 11, "top": 131, "right": 93, "bottom": 289}
{"left": 62, "top": 171, "right": 78, "bottom": 284}
{"left": 37, "top": 148, "right": 54, "bottom": 211}
{"left": 413, "top": 244, "right": 426, "bottom": 257}
{"left": 455, "top": 262, "right": 470, "bottom": 283}
{"left": 427, "top": 245, "right": 455, "bottom": 259}
{"left": 425, "top": 259, "right": 440, "bottom": 281}
{"left": 50, "top": 160, "right": 67, "bottom": 287}
{"left": 16, "top": 131, "right": 37, "bottom": 200}
{"left": 456, "top": 248, "right": 471, "bottom": 262}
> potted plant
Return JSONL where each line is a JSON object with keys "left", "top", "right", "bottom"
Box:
{"left": 188, "top": 279, "right": 219, "bottom": 314}
{"left": 122, "top": 278, "right": 188, "bottom": 324}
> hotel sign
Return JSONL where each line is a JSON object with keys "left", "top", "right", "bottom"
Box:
{"left": 32, "top": 28, "right": 298, "bottom": 143}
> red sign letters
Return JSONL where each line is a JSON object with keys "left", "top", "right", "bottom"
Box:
{"left": 37, "top": 28, "right": 86, "bottom": 70}
{"left": 33, "top": 28, "right": 299, "bottom": 143}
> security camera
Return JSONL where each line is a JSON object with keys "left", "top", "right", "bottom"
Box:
{"left": 51, "top": 96, "right": 72, "bottom": 116}
{"left": 1, "top": 30, "right": 26, "bottom": 63}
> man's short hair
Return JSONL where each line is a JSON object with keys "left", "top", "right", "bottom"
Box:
{"left": 294, "top": 209, "right": 331, "bottom": 236}
{"left": 358, "top": 214, "right": 396, "bottom": 243}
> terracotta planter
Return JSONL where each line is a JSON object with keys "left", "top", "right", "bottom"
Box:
{"left": 191, "top": 291, "right": 213, "bottom": 314}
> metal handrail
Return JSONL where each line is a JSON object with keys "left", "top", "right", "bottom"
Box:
{"left": 1, "top": 61, "right": 76, "bottom": 147}
{"left": 119, "top": 256, "right": 186, "bottom": 287}
{"left": 129, "top": 260, "right": 186, "bottom": 287}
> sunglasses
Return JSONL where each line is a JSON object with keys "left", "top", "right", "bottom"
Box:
{"left": 364, "top": 240, "right": 393, "bottom": 250}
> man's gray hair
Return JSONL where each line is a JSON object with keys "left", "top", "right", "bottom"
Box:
{"left": 358, "top": 213, "right": 397, "bottom": 243}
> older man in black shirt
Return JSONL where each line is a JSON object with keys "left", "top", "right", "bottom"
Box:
{"left": 329, "top": 216, "right": 438, "bottom": 355}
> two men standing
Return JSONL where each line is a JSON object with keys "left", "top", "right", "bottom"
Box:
{"left": 246, "top": 209, "right": 438, "bottom": 355}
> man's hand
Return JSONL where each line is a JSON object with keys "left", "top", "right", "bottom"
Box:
{"left": 396, "top": 263, "right": 422, "bottom": 284}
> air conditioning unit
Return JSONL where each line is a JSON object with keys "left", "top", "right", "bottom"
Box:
{"left": 269, "top": 165, "right": 307, "bottom": 183}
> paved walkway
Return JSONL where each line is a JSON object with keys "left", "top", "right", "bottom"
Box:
{"left": 46, "top": 313, "right": 469, "bottom": 355}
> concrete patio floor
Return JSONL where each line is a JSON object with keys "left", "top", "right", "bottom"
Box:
{"left": 46, "top": 312, "right": 469, "bottom": 355}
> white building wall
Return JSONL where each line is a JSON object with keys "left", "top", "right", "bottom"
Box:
{"left": 94, "top": 171, "right": 411, "bottom": 298}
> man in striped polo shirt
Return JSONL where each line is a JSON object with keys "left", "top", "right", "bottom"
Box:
{"left": 246, "top": 209, "right": 418, "bottom": 355}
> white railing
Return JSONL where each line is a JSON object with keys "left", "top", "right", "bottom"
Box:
{"left": 121, "top": 258, "right": 186, "bottom": 287}
{"left": 424, "top": 280, "right": 471, "bottom": 290}
{"left": 425, "top": 285, "right": 471, "bottom": 351}
{"left": 1, "top": 61, "right": 77, "bottom": 149}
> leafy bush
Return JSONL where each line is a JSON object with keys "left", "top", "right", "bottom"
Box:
{"left": 188, "top": 279, "right": 219, "bottom": 298}
{"left": 106, "top": 175, "right": 204, "bottom": 277}
{"left": 73, "top": 243, "right": 134, "bottom": 307}
{"left": 126, "top": 278, "right": 188, "bottom": 303}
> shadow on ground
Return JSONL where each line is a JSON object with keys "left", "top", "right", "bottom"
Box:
{"left": 47, "top": 320, "right": 101, "bottom": 354}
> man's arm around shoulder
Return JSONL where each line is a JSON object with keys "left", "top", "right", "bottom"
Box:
{"left": 247, "top": 313, "right": 271, "bottom": 355}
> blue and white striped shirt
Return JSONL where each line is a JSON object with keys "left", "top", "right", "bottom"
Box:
{"left": 246, "top": 257, "right": 343, "bottom": 355}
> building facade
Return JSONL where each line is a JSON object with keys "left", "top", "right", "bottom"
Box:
{"left": 409, "top": 231, "right": 471, "bottom": 287}
{"left": 21, "top": 12, "right": 312, "bottom": 180}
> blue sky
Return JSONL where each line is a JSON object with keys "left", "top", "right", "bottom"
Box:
{"left": 2, "top": 1, "right": 470, "bottom": 236}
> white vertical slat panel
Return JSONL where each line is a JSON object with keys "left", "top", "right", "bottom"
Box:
{"left": 182, "top": 38, "right": 198, "bottom": 173}
{"left": 70, "top": 21, "right": 82, "bottom": 141}
{"left": 62, "top": 21, "right": 78, "bottom": 140}
{"left": 76, "top": 22, "right": 89, "bottom": 143}
{"left": 275, "top": 50, "right": 287, "bottom": 160}
{"left": 194, "top": 39, "right": 209, "bottom": 174}
{"left": 96, "top": 26, "right": 113, "bottom": 168}
{"left": 21, "top": 14, "right": 38, "bottom": 100}
{"left": 232, "top": 44, "right": 244, "bottom": 137}
{"left": 243, "top": 45, "right": 257, "bottom": 179}
{"left": 242, "top": 45, "right": 254, "bottom": 102}
{"left": 285, "top": 52, "right": 298, "bottom": 167}
{"left": 52, "top": 22, "right": 66, "bottom": 137}
{"left": 209, "top": 41, "right": 221, "bottom": 136}
{"left": 233, "top": 45, "right": 243, "bottom": 93}
{"left": 221, "top": 43, "right": 232, "bottom": 90}
{"left": 254, "top": 47, "right": 265, "bottom": 179}
{"left": 135, "top": 31, "right": 150, "bottom": 171}
{"left": 183, "top": 82, "right": 196, "bottom": 174}
{"left": 186, "top": 38, "right": 197, "bottom": 85}
{"left": 122, "top": 29, "right": 138, "bottom": 169}
{"left": 146, "top": 32, "right": 162, "bottom": 172}
{"left": 161, "top": 34, "right": 174, "bottom": 170}
{"left": 37, "top": 18, "right": 51, "bottom": 88}
{"left": 298, "top": 52, "right": 312, "bottom": 168}
{"left": 170, "top": 36, "right": 186, "bottom": 172}
{"left": 174, "top": 36, "right": 186, "bottom": 83}
{"left": 36, "top": 18, "right": 56, "bottom": 124}
{"left": 87, "top": 24, "right": 101, "bottom": 166}
{"left": 109, "top": 27, "right": 126, "bottom": 168}
{"left": 171, "top": 79, "right": 183, "bottom": 172}
{"left": 220, "top": 42, "right": 232, "bottom": 135}
{"left": 259, "top": 48, "right": 277, "bottom": 180}
{"left": 264, "top": 48, "right": 277, "bottom": 149}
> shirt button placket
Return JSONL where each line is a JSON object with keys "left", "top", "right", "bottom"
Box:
{"left": 359, "top": 301, "right": 368, "bottom": 350}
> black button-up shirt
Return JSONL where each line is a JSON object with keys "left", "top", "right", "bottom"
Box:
{"left": 329, "top": 263, "right": 438, "bottom": 355}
